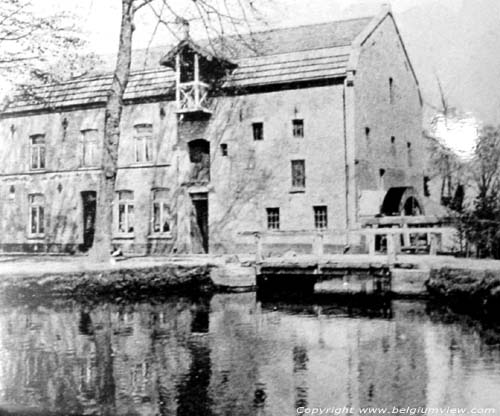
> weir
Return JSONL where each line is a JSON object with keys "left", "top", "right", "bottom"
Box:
{"left": 255, "top": 259, "right": 392, "bottom": 295}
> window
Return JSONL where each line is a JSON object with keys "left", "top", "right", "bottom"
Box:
{"left": 134, "top": 124, "right": 153, "bottom": 163}
{"left": 117, "top": 190, "right": 134, "bottom": 234}
{"left": 314, "top": 206, "right": 328, "bottom": 229}
{"left": 151, "top": 189, "right": 170, "bottom": 235}
{"left": 30, "top": 134, "right": 46, "bottom": 170}
{"left": 29, "top": 194, "right": 45, "bottom": 236}
{"left": 252, "top": 122, "right": 263, "bottom": 141}
{"left": 407, "top": 142, "right": 413, "bottom": 167}
{"left": 291, "top": 160, "right": 306, "bottom": 189}
{"left": 220, "top": 143, "right": 228, "bottom": 156}
{"left": 292, "top": 119, "right": 304, "bottom": 138}
{"left": 389, "top": 77, "right": 394, "bottom": 104}
{"left": 266, "top": 208, "right": 280, "bottom": 230}
{"left": 81, "top": 129, "right": 99, "bottom": 167}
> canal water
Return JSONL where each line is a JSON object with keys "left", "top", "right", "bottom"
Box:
{"left": 0, "top": 293, "right": 499, "bottom": 415}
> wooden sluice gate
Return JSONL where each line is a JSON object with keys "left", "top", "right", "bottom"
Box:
{"left": 255, "top": 260, "right": 392, "bottom": 296}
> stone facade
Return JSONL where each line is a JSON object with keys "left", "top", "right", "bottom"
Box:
{"left": 0, "top": 8, "right": 424, "bottom": 255}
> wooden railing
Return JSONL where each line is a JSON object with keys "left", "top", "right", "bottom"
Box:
{"left": 177, "top": 81, "right": 210, "bottom": 112}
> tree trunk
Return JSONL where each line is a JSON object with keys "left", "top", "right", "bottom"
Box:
{"left": 90, "top": 0, "right": 135, "bottom": 261}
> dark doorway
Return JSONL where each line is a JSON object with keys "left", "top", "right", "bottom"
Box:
{"left": 188, "top": 139, "right": 210, "bottom": 182}
{"left": 191, "top": 193, "right": 208, "bottom": 253}
{"left": 81, "top": 191, "right": 96, "bottom": 251}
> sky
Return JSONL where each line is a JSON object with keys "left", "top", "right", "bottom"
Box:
{"left": 36, "top": 0, "right": 464, "bottom": 55}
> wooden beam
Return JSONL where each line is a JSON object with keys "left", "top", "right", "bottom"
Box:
{"left": 175, "top": 53, "right": 181, "bottom": 108}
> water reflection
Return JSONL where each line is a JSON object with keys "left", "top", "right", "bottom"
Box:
{"left": 0, "top": 294, "right": 499, "bottom": 415}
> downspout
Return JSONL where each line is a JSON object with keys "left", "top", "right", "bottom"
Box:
{"left": 342, "top": 81, "right": 350, "bottom": 244}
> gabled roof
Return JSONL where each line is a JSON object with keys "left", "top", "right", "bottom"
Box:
{"left": 159, "top": 37, "right": 237, "bottom": 69}
{"left": 2, "top": 16, "right": 376, "bottom": 115}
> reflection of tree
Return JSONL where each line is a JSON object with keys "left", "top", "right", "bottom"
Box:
{"left": 176, "top": 338, "right": 213, "bottom": 416}
{"left": 92, "top": 307, "right": 116, "bottom": 416}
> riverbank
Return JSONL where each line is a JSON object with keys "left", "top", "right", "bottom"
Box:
{"left": 2, "top": 254, "right": 500, "bottom": 308}
{"left": 427, "top": 266, "right": 500, "bottom": 317}
{"left": 0, "top": 255, "right": 217, "bottom": 300}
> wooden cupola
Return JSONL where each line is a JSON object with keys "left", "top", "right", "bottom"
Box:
{"left": 160, "top": 35, "right": 237, "bottom": 115}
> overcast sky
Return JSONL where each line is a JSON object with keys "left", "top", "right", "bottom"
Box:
{"left": 38, "top": 0, "right": 463, "bottom": 55}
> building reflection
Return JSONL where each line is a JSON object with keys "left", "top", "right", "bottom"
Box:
{"left": 0, "top": 296, "right": 499, "bottom": 415}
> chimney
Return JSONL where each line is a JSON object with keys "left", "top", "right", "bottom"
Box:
{"left": 176, "top": 17, "right": 190, "bottom": 40}
{"left": 380, "top": 2, "right": 392, "bottom": 13}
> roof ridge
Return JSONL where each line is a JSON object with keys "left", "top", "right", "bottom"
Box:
{"left": 224, "top": 15, "right": 374, "bottom": 38}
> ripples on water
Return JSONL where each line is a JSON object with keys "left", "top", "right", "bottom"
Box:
{"left": 0, "top": 293, "right": 499, "bottom": 415}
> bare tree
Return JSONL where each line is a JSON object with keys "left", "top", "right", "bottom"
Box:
{"left": 0, "top": 0, "right": 99, "bottom": 100}
{"left": 91, "top": 0, "right": 264, "bottom": 260}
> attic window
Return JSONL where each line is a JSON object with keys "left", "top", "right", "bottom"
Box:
{"left": 252, "top": 122, "right": 264, "bottom": 141}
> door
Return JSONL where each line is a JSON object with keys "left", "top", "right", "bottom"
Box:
{"left": 191, "top": 193, "right": 208, "bottom": 253}
{"left": 81, "top": 191, "right": 96, "bottom": 251}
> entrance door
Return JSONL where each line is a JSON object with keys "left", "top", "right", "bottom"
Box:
{"left": 191, "top": 193, "right": 208, "bottom": 253}
{"left": 81, "top": 191, "right": 96, "bottom": 251}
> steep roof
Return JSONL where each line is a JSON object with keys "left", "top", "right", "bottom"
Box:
{"left": 3, "top": 16, "right": 373, "bottom": 115}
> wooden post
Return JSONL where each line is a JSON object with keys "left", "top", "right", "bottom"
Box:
{"left": 368, "top": 232, "right": 376, "bottom": 256}
{"left": 194, "top": 53, "right": 200, "bottom": 108}
{"left": 402, "top": 223, "right": 410, "bottom": 247}
{"left": 175, "top": 53, "right": 181, "bottom": 109}
{"left": 255, "top": 233, "right": 263, "bottom": 262}
{"left": 387, "top": 232, "right": 397, "bottom": 263}
{"left": 429, "top": 232, "right": 438, "bottom": 255}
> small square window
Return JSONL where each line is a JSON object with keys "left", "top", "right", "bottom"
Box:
{"left": 314, "top": 206, "right": 328, "bottom": 229}
{"left": 252, "top": 122, "right": 263, "bottom": 141}
{"left": 292, "top": 119, "right": 304, "bottom": 138}
{"left": 266, "top": 208, "right": 280, "bottom": 230}
{"left": 220, "top": 143, "right": 228, "bottom": 156}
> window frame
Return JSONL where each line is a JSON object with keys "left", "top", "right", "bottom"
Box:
{"left": 266, "top": 207, "right": 280, "bottom": 230}
{"left": 116, "top": 190, "right": 135, "bottom": 236}
{"left": 150, "top": 188, "right": 171, "bottom": 237}
{"left": 291, "top": 159, "right": 306, "bottom": 190}
{"left": 81, "top": 129, "right": 100, "bottom": 167}
{"left": 28, "top": 193, "right": 45, "bottom": 238}
{"left": 313, "top": 206, "right": 328, "bottom": 230}
{"left": 252, "top": 122, "right": 264, "bottom": 141}
{"left": 292, "top": 119, "right": 304, "bottom": 138}
{"left": 133, "top": 124, "right": 154, "bottom": 164}
{"left": 29, "top": 134, "right": 46, "bottom": 171}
